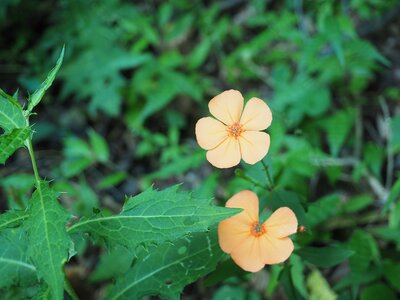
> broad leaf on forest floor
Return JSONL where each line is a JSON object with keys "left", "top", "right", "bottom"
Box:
{"left": 0, "top": 127, "right": 31, "bottom": 164}
{"left": 106, "top": 229, "right": 223, "bottom": 300}
{"left": 68, "top": 185, "right": 240, "bottom": 247}
{"left": 0, "top": 228, "right": 37, "bottom": 289}
{"left": 0, "top": 210, "right": 29, "bottom": 231}
{"left": 24, "top": 181, "right": 73, "bottom": 300}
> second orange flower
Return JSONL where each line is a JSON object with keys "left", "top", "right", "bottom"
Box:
{"left": 195, "top": 90, "right": 272, "bottom": 168}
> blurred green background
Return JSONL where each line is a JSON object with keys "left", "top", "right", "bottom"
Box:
{"left": 1, "top": 0, "right": 400, "bottom": 299}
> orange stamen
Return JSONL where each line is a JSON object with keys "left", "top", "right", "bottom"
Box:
{"left": 228, "top": 123, "right": 243, "bottom": 138}
{"left": 250, "top": 222, "right": 266, "bottom": 237}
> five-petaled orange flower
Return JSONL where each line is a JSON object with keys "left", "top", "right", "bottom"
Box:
{"left": 218, "top": 190, "right": 298, "bottom": 272}
{"left": 195, "top": 90, "right": 272, "bottom": 168}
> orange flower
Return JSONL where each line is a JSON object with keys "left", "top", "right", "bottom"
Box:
{"left": 195, "top": 90, "right": 272, "bottom": 168}
{"left": 218, "top": 190, "right": 297, "bottom": 272}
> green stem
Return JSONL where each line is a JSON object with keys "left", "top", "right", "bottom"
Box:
{"left": 261, "top": 160, "right": 274, "bottom": 189}
{"left": 27, "top": 138, "right": 41, "bottom": 185}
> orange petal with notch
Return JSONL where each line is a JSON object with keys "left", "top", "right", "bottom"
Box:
{"left": 209, "top": 90, "right": 244, "bottom": 126}
{"left": 240, "top": 97, "right": 272, "bottom": 131}
{"left": 218, "top": 191, "right": 259, "bottom": 253}
{"left": 230, "top": 237, "right": 266, "bottom": 272}
{"left": 195, "top": 117, "right": 228, "bottom": 150}
{"left": 239, "top": 131, "right": 270, "bottom": 165}
{"left": 206, "top": 137, "right": 240, "bottom": 168}
{"left": 263, "top": 207, "right": 298, "bottom": 238}
{"left": 259, "top": 234, "right": 294, "bottom": 264}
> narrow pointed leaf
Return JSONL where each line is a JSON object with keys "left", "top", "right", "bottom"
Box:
{"left": 0, "top": 210, "right": 29, "bottom": 231}
{"left": 0, "top": 228, "right": 37, "bottom": 289}
{"left": 68, "top": 185, "right": 240, "bottom": 247}
{"left": 25, "top": 181, "right": 72, "bottom": 300}
{"left": 106, "top": 230, "right": 223, "bottom": 300}
{"left": 27, "top": 46, "right": 65, "bottom": 113}
{"left": 0, "top": 127, "right": 31, "bottom": 164}
{"left": 0, "top": 94, "right": 26, "bottom": 133}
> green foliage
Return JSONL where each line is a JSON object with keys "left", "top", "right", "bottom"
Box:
{"left": 296, "top": 245, "right": 354, "bottom": 268}
{"left": 25, "top": 181, "right": 73, "bottom": 300}
{"left": 0, "top": 93, "right": 26, "bottom": 133}
{"left": 0, "top": 127, "right": 31, "bottom": 164}
{"left": 106, "top": 230, "right": 222, "bottom": 300}
{"left": 1, "top": 0, "right": 400, "bottom": 299}
{"left": 68, "top": 185, "right": 239, "bottom": 248}
{"left": 0, "top": 228, "right": 36, "bottom": 289}
{"left": 0, "top": 210, "right": 28, "bottom": 231}
{"left": 307, "top": 269, "right": 337, "bottom": 300}
{"left": 27, "top": 46, "right": 64, "bottom": 113}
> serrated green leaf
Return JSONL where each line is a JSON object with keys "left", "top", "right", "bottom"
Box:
{"left": 0, "top": 88, "right": 22, "bottom": 109}
{"left": 68, "top": 185, "right": 240, "bottom": 248}
{"left": 0, "top": 210, "right": 29, "bottom": 231}
{"left": 106, "top": 230, "right": 223, "bottom": 300}
{"left": 296, "top": 245, "right": 354, "bottom": 268}
{"left": 0, "top": 127, "right": 31, "bottom": 164}
{"left": 27, "top": 46, "right": 64, "bottom": 113}
{"left": 0, "top": 94, "right": 26, "bottom": 133}
{"left": 0, "top": 228, "right": 37, "bottom": 289}
{"left": 25, "top": 181, "right": 72, "bottom": 300}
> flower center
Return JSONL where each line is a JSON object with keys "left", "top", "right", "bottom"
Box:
{"left": 228, "top": 123, "right": 243, "bottom": 138}
{"left": 250, "top": 222, "right": 266, "bottom": 237}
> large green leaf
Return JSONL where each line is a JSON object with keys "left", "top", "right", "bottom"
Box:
{"left": 296, "top": 245, "right": 354, "bottom": 268}
{"left": 68, "top": 185, "right": 239, "bottom": 247}
{"left": 106, "top": 230, "right": 223, "bottom": 300}
{"left": 0, "top": 94, "right": 26, "bottom": 133}
{"left": 0, "top": 228, "right": 37, "bottom": 289}
{"left": 0, "top": 127, "right": 31, "bottom": 164}
{"left": 0, "top": 210, "right": 29, "bottom": 231}
{"left": 24, "top": 181, "right": 72, "bottom": 300}
{"left": 27, "top": 46, "right": 64, "bottom": 113}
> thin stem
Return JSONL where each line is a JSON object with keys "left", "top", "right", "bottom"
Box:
{"left": 261, "top": 160, "right": 274, "bottom": 189}
{"left": 27, "top": 138, "right": 41, "bottom": 185}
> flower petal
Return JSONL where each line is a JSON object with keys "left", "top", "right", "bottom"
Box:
{"left": 218, "top": 190, "right": 260, "bottom": 254}
{"left": 206, "top": 137, "right": 241, "bottom": 168}
{"left": 240, "top": 97, "right": 272, "bottom": 131}
{"left": 259, "top": 235, "right": 294, "bottom": 264}
{"left": 195, "top": 117, "right": 228, "bottom": 150}
{"left": 230, "top": 236, "right": 266, "bottom": 272}
{"left": 218, "top": 217, "right": 252, "bottom": 254}
{"left": 209, "top": 90, "right": 244, "bottom": 126}
{"left": 239, "top": 131, "right": 270, "bottom": 165}
{"left": 263, "top": 207, "right": 298, "bottom": 238}
{"left": 226, "top": 190, "right": 259, "bottom": 222}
